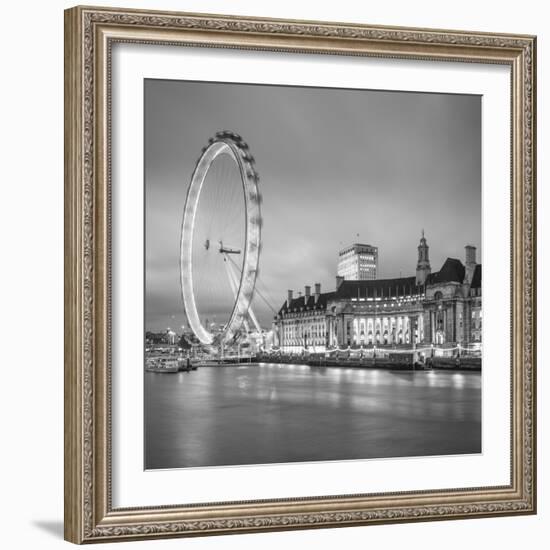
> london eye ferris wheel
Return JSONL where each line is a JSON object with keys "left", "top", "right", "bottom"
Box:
{"left": 180, "top": 131, "right": 262, "bottom": 347}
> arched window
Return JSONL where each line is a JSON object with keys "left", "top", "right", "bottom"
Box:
{"left": 434, "top": 291, "right": 443, "bottom": 301}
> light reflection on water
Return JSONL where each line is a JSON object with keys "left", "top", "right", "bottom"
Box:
{"left": 145, "top": 363, "right": 481, "bottom": 469}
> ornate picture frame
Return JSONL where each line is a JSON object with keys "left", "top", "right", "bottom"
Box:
{"left": 64, "top": 5, "right": 536, "bottom": 544}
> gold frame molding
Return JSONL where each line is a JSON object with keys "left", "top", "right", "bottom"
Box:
{"left": 64, "top": 5, "right": 537, "bottom": 544}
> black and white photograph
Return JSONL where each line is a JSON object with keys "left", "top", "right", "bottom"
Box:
{"left": 144, "top": 79, "right": 482, "bottom": 470}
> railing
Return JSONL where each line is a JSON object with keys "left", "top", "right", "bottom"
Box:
{"left": 267, "top": 342, "right": 481, "bottom": 358}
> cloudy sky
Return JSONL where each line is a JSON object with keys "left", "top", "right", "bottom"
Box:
{"left": 145, "top": 79, "right": 481, "bottom": 332}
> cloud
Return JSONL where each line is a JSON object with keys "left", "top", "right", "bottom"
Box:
{"left": 145, "top": 80, "right": 481, "bottom": 330}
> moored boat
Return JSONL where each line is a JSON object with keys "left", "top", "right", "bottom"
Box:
{"left": 146, "top": 357, "right": 179, "bottom": 373}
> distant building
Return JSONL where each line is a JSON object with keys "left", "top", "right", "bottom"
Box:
{"left": 274, "top": 233, "right": 481, "bottom": 353}
{"left": 145, "top": 329, "right": 178, "bottom": 346}
{"left": 337, "top": 243, "right": 378, "bottom": 280}
{"left": 145, "top": 330, "right": 172, "bottom": 345}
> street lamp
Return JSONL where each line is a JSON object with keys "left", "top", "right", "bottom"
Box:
{"left": 412, "top": 317, "right": 418, "bottom": 369}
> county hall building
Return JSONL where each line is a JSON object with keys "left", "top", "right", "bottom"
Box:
{"left": 274, "top": 233, "right": 482, "bottom": 353}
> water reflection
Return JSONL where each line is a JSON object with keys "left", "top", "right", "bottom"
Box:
{"left": 145, "top": 363, "right": 481, "bottom": 469}
{"left": 452, "top": 373, "right": 466, "bottom": 389}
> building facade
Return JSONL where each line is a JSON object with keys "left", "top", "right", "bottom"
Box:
{"left": 274, "top": 234, "right": 481, "bottom": 353}
{"left": 337, "top": 243, "right": 378, "bottom": 280}
{"left": 145, "top": 329, "right": 178, "bottom": 346}
{"left": 274, "top": 284, "right": 333, "bottom": 351}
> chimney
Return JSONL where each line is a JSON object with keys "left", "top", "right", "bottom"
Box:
{"left": 305, "top": 285, "right": 311, "bottom": 301}
{"left": 314, "top": 283, "right": 321, "bottom": 303}
{"left": 287, "top": 289, "right": 293, "bottom": 307}
{"left": 336, "top": 275, "right": 344, "bottom": 290}
{"left": 465, "top": 245, "right": 476, "bottom": 265}
{"left": 464, "top": 245, "right": 476, "bottom": 284}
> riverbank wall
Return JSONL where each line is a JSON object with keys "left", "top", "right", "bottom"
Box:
{"left": 253, "top": 355, "right": 481, "bottom": 371}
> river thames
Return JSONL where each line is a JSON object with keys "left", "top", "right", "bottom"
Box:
{"left": 145, "top": 363, "right": 481, "bottom": 469}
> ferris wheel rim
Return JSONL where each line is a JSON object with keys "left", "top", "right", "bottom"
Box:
{"left": 180, "top": 132, "right": 261, "bottom": 346}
